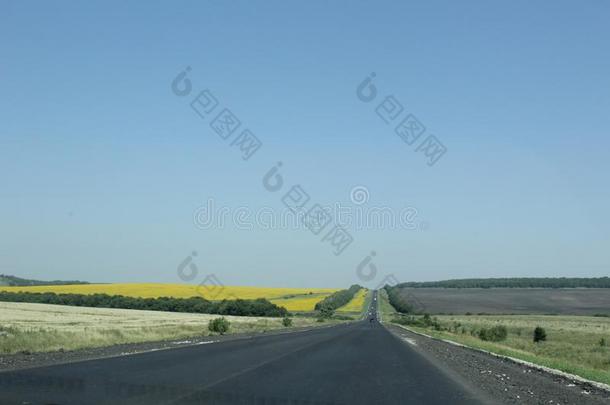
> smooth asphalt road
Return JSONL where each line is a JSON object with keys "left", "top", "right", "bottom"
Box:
{"left": 0, "top": 293, "right": 487, "bottom": 405}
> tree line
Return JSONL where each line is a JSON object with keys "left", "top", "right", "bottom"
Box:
{"left": 315, "top": 285, "right": 362, "bottom": 313}
{"left": 0, "top": 291, "right": 288, "bottom": 317}
{"left": 384, "top": 286, "right": 416, "bottom": 314}
{"left": 392, "top": 277, "right": 610, "bottom": 289}
{"left": 0, "top": 274, "right": 89, "bottom": 286}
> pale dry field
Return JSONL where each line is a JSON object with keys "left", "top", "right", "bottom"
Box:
{"left": 0, "top": 301, "right": 319, "bottom": 354}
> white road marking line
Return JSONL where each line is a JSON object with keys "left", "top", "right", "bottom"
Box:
{"left": 195, "top": 341, "right": 218, "bottom": 345}
{"left": 403, "top": 337, "right": 417, "bottom": 346}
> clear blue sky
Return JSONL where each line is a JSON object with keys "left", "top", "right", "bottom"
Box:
{"left": 1, "top": 1, "right": 608, "bottom": 288}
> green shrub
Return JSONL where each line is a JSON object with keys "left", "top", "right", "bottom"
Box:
{"left": 282, "top": 317, "right": 293, "bottom": 327}
{"left": 478, "top": 325, "right": 508, "bottom": 342}
{"left": 331, "top": 315, "right": 354, "bottom": 321}
{"left": 599, "top": 337, "right": 606, "bottom": 347}
{"left": 391, "top": 314, "right": 443, "bottom": 330}
{"left": 533, "top": 326, "right": 547, "bottom": 343}
{"left": 318, "top": 305, "right": 335, "bottom": 319}
{"left": 208, "top": 317, "right": 230, "bottom": 335}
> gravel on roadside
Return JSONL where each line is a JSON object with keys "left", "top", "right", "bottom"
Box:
{"left": 385, "top": 323, "right": 610, "bottom": 405}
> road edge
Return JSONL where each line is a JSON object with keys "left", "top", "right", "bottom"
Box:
{"left": 0, "top": 320, "right": 352, "bottom": 373}
{"left": 390, "top": 322, "right": 610, "bottom": 393}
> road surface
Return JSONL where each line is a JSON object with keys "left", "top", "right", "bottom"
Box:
{"left": 0, "top": 292, "right": 489, "bottom": 404}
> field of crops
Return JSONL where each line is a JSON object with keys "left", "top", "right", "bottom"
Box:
{"left": 390, "top": 287, "right": 610, "bottom": 315}
{"left": 0, "top": 301, "right": 324, "bottom": 354}
{"left": 396, "top": 313, "right": 610, "bottom": 385}
{"left": 0, "top": 284, "right": 338, "bottom": 312}
{"left": 270, "top": 294, "right": 332, "bottom": 312}
{"left": 336, "top": 289, "right": 369, "bottom": 313}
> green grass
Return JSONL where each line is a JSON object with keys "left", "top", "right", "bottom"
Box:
{"left": 377, "top": 289, "right": 397, "bottom": 321}
{"left": 360, "top": 289, "right": 373, "bottom": 318}
{"left": 392, "top": 314, "right": 610, "bottom": 385}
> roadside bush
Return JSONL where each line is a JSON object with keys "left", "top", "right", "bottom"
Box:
{"left": 282, "top": 317, "right": 293, "bottom": 327}
{"left": 318, "top": 305, "right": 335, "bottom": 319}
{"left": 391, "top": 314, "right": 442, "bottom": 330}
{"left": 533, "top": 326, "right": 547, "bottom": 343}
{"left": 208, "top": 317, "right": 230, "bottom": 335}
{"left": 331, "top": 314, "right": 353, "bottom": 321}
{"left": 599, "top": 337, "right": 606, "bottom": 347}
{"left": 478, "top": 325, "right": 508, "bottom": 342}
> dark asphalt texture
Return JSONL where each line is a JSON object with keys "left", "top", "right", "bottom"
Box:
{"left": 0, "top": 293, "right": 489, "bottom": 405}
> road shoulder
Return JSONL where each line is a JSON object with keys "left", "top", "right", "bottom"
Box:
{"left": 0, "top": 322, "right": 345, "bottom": 373}
{"left": 385, "top": 322, "right": 610, "bottom": 405}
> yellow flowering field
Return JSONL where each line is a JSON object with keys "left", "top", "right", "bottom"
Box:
{"left": 269, "top": 294, "right": 331, "bottom": 311}
{"left": 0, "top": 283, "right": 338, "bottom": 311}
{"left": 337, "top": 288, "right": 369, "bottom": 313}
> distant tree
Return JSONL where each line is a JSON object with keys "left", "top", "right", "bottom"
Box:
{"left": 599, "top": 337, "right": 606, "bottom": 347}
{"left": 0, "top": 274, "right": 89, "bottom": 286}
{"left": 282, "top": 317, "right": 293, "bottom": 327}
{"left": 533, "top": 326, "right": 547, "bottom": 343}
{"left": 384, "top": 286, "right": 420, "bottom": 314}
{"left": 208, "top": 317, "right": 230, "bottom": 335}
